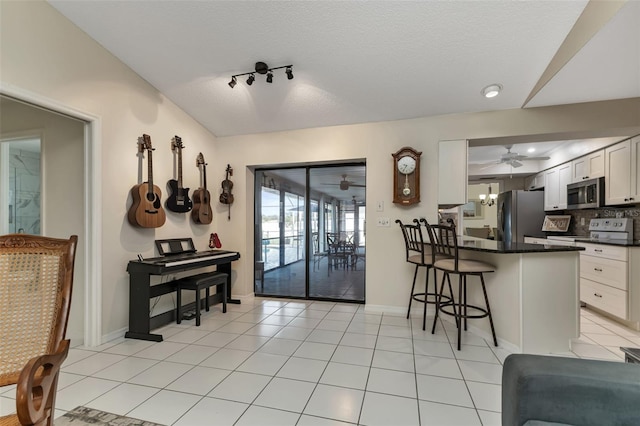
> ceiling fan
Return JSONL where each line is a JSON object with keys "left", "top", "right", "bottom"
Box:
{"left": 322, "top": 174, "right": 366, "bottom": 190}
{"left": 492, "top": 145, "right": 551, "bottom": 168}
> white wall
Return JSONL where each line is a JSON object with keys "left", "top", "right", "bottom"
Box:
{"left": 2, "top": 1, "right": 640, "bottom": 340}
{"left": 1, "top": 1, "right": 220, "bottom": 338}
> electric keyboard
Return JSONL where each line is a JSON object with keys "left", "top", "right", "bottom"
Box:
{"left": 137, "top": 250, "right": 238, "bottom": 267}
{"left": 125, "top": 238, "right": 241, "bottom": 342}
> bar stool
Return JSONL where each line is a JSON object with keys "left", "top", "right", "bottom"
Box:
{"left": 176, "top": 272, "right": 228, "bottom": 326}
{"left": 396, "top": 219, "right": 450, "bottom": 330}
{"left": 429, "top": 220, "right": 498, "bottom": 350}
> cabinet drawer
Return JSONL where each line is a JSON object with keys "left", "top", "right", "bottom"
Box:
{"left": 581, "top": 278, "right": 627, "bottom": 319}
{"left": 580, "top": 255, "right": 628, "bottom": 290}
{"left": 576, "top": 242, "right": 628, "bottom": 261}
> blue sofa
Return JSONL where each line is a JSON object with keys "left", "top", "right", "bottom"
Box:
{"left": 502, "top": 353, "right": 640, "bottom": 425}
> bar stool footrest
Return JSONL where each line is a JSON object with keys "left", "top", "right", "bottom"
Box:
{"left": 439, "top": 303, "right": 489, "bottom": 320}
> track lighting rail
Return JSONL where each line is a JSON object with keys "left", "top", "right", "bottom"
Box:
{"left": 229, "top": 61, "right": 293, "bottom": 88}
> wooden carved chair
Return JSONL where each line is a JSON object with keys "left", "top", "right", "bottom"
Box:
{"left": 0, "top": 234, "right": 78, "bottom": 426}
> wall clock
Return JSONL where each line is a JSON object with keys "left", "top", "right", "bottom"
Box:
{"left": 392, "top": 147, "right": 421, "bottom": 205}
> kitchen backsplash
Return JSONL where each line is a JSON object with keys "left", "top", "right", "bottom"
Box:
{"left": 561, "top": 207, "right": 640, "bottom": 240}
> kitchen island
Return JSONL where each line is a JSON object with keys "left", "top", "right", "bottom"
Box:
{"left": 450, "top": 237, "right": 583, "bottom": 354}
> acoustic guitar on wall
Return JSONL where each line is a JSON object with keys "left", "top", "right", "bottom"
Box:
{"left": 192, "top": 152, "right": 213, "bottom": 224}
{"left": 165, "top": 135, "right": 193, "bottom": 213}
{"left": 128, "top": 134, "right": 166, "bottom": 228}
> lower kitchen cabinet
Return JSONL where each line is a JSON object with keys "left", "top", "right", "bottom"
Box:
{"left": 577, "top": 242, "right": 640, "bottom": 328}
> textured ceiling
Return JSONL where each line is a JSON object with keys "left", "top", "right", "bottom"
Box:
{"left": 47, "top": 0, "right": 640, "bottom": 174}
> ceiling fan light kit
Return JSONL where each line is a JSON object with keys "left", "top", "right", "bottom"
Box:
{"left": 229, "top": 61, "right": 293, "bottom": 88}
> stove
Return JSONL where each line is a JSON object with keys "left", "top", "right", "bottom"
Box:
{"left": 589, "top": 218, "right": 633, "bottom": 242}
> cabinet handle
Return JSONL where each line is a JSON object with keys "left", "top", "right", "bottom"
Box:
{"left": 594, "top": 293, "right": 603, "bottom": 298}
{"left": 594, "top": 267, "right": 603, "bottom": 272}
{"left": 594, "top": 249, "right": 603, "bottom": 253}
{"left": 631, "top": 198, "right": 635, "bottom": 201}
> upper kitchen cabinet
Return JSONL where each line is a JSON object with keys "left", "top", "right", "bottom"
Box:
{"left": 438, "top": 139, "right": 468, "bottom": 208}
{"left": 544, "top": 163, "right": 571, "bottom": 211}
{"left": 525, "top": 171, "right": 545, "bottom": 190}
{"left": 571, "top": 149, "right": 604, "bottom": 182}
{"left": 605, "top": 136, "right": 640, "bottom": 205}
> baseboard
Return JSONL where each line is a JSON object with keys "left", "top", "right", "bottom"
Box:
{"left": 364, "top": 304, "right": 407, "bottom": 316}
{"left": 101, "top": 326, "right": 128, "bottom": 346}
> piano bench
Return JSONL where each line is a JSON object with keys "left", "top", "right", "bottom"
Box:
{"left": 176, "top": 272, "right": 228, "bottom": 326}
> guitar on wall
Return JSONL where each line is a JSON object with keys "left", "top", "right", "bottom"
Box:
{"left": 191, "top": 153, "right": 213, "bottom": 224}
{"left": 165, "top": 135, "right": 193, "bottom": 213}
{"left": 127, "top": 134, "right": 166, "bottom": 228}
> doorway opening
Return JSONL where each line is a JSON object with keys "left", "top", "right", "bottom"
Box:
{"left": 0, "top": 136, "right": 41, "bottom": 235}
{"left": 254, "top": 163, "right": 365, "bottom": 302}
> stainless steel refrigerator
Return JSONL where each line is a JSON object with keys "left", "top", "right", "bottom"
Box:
{"left": 496, "top": 190, "right": 545, "bottom": 243}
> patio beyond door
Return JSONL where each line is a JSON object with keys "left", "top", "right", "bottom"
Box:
{"left": 254, "top": 164, "right": 365, "bottom": 302}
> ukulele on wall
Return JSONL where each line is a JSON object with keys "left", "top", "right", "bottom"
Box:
{"left": 219, "top": 164, "right": 234, "bottom": 220}
{"left": 192, "top": 153, "right": 213, "bottom": 224}
{"left": 127, "top": 134, "right": 166, "bottom": 228}
{"left": 165, "top": 136, "right": 193, "bottom": 213}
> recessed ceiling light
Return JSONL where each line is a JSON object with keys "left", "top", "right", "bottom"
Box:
{"left": 528, "top": 148, "right": 536, "bottom": 153}
{"left": 481, "top": 84, "right": 502, "bottom": 98}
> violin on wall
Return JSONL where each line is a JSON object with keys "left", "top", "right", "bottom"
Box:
{"left": 219, "top": 164, "right": 234, "bottom": 220}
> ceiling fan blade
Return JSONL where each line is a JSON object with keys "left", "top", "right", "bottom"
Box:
{"left": 509, "top": 160, "right": 524, "bottom": 168}
{"left": 349, "top": 184, "right": 366, "bottom": 187}
{"left": 521, "top": 156, "right": 550, "bottom": 161}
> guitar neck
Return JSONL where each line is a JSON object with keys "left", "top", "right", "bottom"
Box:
{"left": 147, "top": 148, "right": 154, "bottom": 194}
{"left": 177, "top": 148, "right": 183, "bottom": 188}
{"left": 202, "top": 164, "right": 208, "bottom": 190}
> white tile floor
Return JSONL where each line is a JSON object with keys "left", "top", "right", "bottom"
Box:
{"left": 1, "top": 298, "right": 637, "bottom": 426}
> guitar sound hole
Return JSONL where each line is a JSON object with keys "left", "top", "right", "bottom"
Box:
{"left": 146, "top": 192, "right": 155, "bottom": 202}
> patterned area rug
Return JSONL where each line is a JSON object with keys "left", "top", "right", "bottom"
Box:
{"left": 55, "top": 406, "right": 165, "bottom": 426}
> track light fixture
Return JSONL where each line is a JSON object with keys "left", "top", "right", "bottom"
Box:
{"left": 228, "top": 61, "right": 293, "bottom": 88}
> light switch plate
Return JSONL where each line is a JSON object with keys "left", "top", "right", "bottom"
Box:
{"left": 377, "top": 217, "right": 390, "bottom": 227}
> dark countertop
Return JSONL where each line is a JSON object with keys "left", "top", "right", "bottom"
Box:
{"left": 459, "top": 236, "right": 585, "bottom": 254}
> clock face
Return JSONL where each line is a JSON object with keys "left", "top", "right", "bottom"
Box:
{"left": 397, "top": 156, "right": 416, "bottom": 175}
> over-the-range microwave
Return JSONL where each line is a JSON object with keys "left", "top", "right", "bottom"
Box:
{"left": 566, "top": 176, "right": 604, "bottom": 209}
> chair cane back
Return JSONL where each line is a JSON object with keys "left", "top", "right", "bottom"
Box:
{"left": 0, "top": 234, "right": 77, "bottom": 426}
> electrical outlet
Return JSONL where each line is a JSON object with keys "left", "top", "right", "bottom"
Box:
{"left": 376, "top": 201, "right": 384, "bottom": 212}
{"left": 580, "top": 217, "right": 585, "bottom": 226}
{"left": 377, "top": 217, "right": 390, "bottom": 227}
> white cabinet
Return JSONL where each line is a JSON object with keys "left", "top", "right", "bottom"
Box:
{"left": 525, "top": 172, "right": 545, "bottom": 190}
{"left": 604, "top": 136, "right": 640, "bottom": 205}
{"left": 544, "top": 163, "right": 571, "bottom": 210}
{"left": 571, "top": 149, "right": 604, "bottom": 182}
{"left": 438, "top": 139, "right": 467, "bottom": 207}
{"left": 577, "top": 242, "right": 629, "bottom": 320}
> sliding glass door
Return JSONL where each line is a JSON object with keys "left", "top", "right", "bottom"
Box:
{"left": 254, "top": 164, "right": 365, "bottom": 302}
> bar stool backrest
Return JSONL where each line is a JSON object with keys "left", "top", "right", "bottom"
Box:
{"left": 395, "top": 219, "right": 427, "bottom": 265}
{"left": 424, "top": 219, "right": 459, "bottom": 271}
